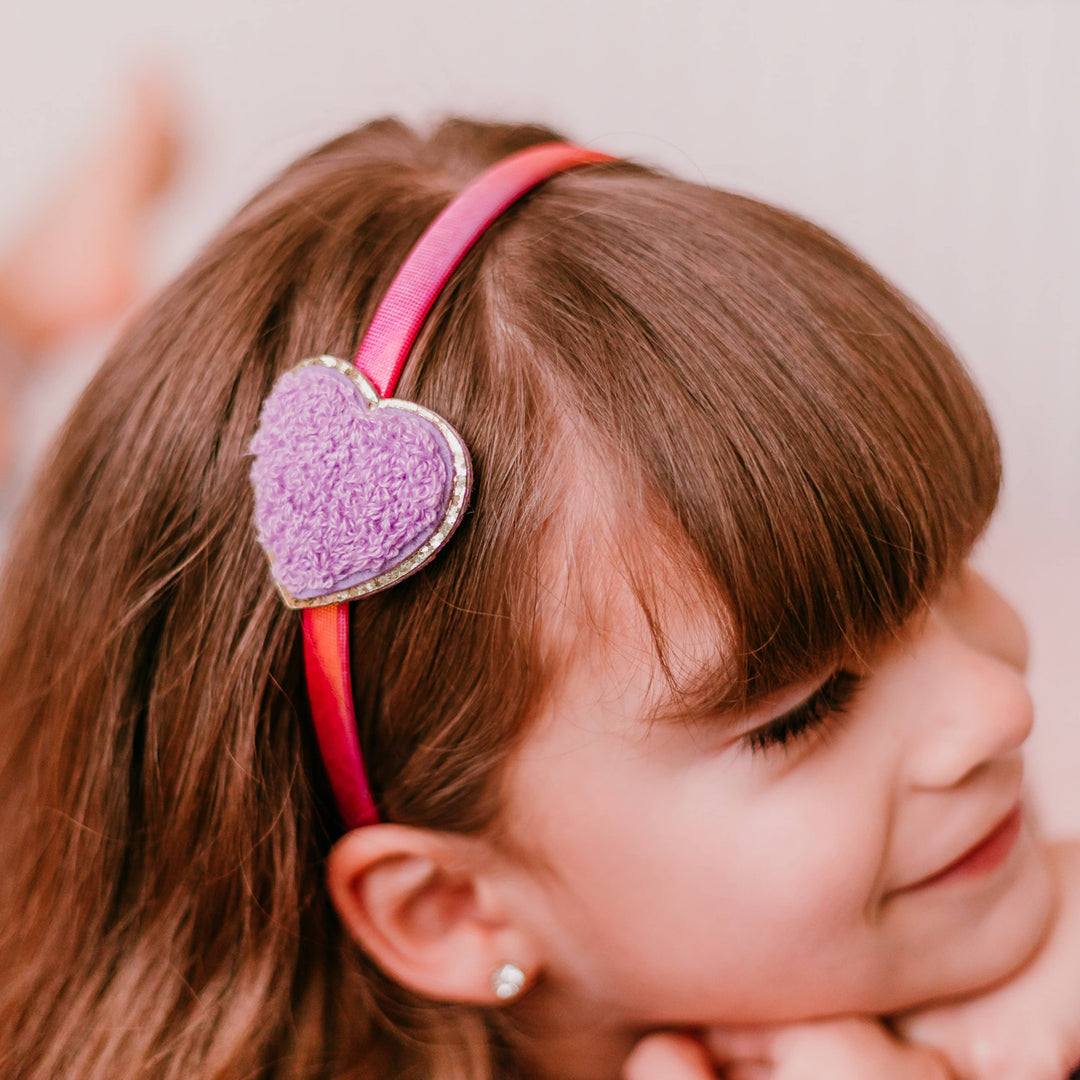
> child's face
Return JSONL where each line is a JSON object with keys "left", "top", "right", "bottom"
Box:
{"left": 503, "top": 562, "right": 1054, "bottom": 1025}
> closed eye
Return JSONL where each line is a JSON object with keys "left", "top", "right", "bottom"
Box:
{"left": 743, "top": 669, "right": 864, "bottom": 756}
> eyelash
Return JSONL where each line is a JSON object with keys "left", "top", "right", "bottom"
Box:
{"left": 743, "top": 669, "right": 864, "bottom": 756}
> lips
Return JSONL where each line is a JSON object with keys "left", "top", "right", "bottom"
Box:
{"left": 899, "top": 802, "right": 1024, "bottom": 892}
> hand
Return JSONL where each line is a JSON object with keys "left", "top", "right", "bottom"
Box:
{"left": 623, "top": 1018, "right": 954, "bottom": 1079}
{"left": 894, "top": 840, "right": 1080, "bottom": 1080}
{"left": 0, "top": 71, "right": 182, "bottom": 358}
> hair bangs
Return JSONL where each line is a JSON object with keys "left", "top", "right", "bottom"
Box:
{"left": 499, "top": 173, "right": 1001, "bottom": 714}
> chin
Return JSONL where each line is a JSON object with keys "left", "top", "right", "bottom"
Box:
{"left": 886, "top": 826, "right": 1056, "bottom": 1012}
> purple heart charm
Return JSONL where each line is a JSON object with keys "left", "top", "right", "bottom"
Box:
{"left": 249, "top": 356, "right": 472, "bottom": 607}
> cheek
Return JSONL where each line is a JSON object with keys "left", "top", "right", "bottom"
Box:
{"left": 727, "top": 775, "right": 887, "bottom": 929}
{"left": 519, "top": 746, "right": 892, "bottom": 1020}
{"left": 676, "top": 764, "right": 891, "bottom": 992}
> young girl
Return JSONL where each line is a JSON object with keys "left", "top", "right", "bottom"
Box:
{"left": 0, "top": 116, "right": 1076, "bottom": 1080}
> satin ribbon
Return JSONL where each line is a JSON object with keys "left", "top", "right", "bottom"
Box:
{"left": 301, "top": 142, "right": 613, "bottom": 829}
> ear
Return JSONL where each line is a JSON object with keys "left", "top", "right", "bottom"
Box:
{"left": 326, "top": 823, "right": 542, "bottom": 1004}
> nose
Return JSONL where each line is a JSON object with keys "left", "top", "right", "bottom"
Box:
{"left": 942, "top": 565, "right": 1030, "bottom": 675}
{"left": 902, "top": 609, "right": 1035, "bottom": 792}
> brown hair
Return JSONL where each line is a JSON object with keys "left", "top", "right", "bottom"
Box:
{"left": 0, "top": 116, "right": 999, "bottom": 1079}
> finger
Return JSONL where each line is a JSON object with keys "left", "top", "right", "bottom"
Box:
{"left": 623, "top": 1032, "right": 718, "bottom": 1080}
{"left": 894, "top": 1012, "right": 977, "bottom": 1075}
{"left": 767, "top": 1019, "right": 953, "bottom": 1079}
{"left": 721, "top": 1064, "right": 772, "bottom": 1080}
{"left": 701, "top": 1023, "right": 777, "bottom": 1063}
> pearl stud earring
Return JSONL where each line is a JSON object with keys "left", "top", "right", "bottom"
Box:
{"left": 490, "top": 962, "right": 527, "bottom": 1001}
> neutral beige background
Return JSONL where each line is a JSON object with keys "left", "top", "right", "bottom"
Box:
{"left": 2, "top": 0, "right": 1078, "bottom": 828}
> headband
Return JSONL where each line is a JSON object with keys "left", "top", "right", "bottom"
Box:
{"left": 250, "top": 141, "right": 613, "bottom": 828}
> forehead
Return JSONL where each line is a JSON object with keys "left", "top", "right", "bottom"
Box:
{"left": 535, "top": 498, "right": 743, "bottom": 735}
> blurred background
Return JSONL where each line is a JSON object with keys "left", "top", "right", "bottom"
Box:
{"left": 1, "top": 0, "right": 1077, "bottom": 829}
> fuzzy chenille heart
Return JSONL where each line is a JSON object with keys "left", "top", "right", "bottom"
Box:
{"left": 249, "top": 357, "right": 471, "bottom": 606}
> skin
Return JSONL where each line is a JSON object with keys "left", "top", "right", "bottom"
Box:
{"left": 625, "top": 1021, "right": 952, "bottom": 1079}
{"left": 0, "top": 73, "right": 180, "bottom": 357}
{"left": 895, "top": 838, "right": 1080, "bottom": 1078}
{"left": 0, "top": 73, "right": 180, "bottom": 477}
{"left": 494, "top": 561, "right": 1057, "bottom": 1078}
{"left": 328, "top": 550, "right": 1069, "bottom": 1079}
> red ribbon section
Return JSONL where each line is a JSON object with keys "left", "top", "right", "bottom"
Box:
{"left": 301, "top": 141, "right": 614, "bottom": 830}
